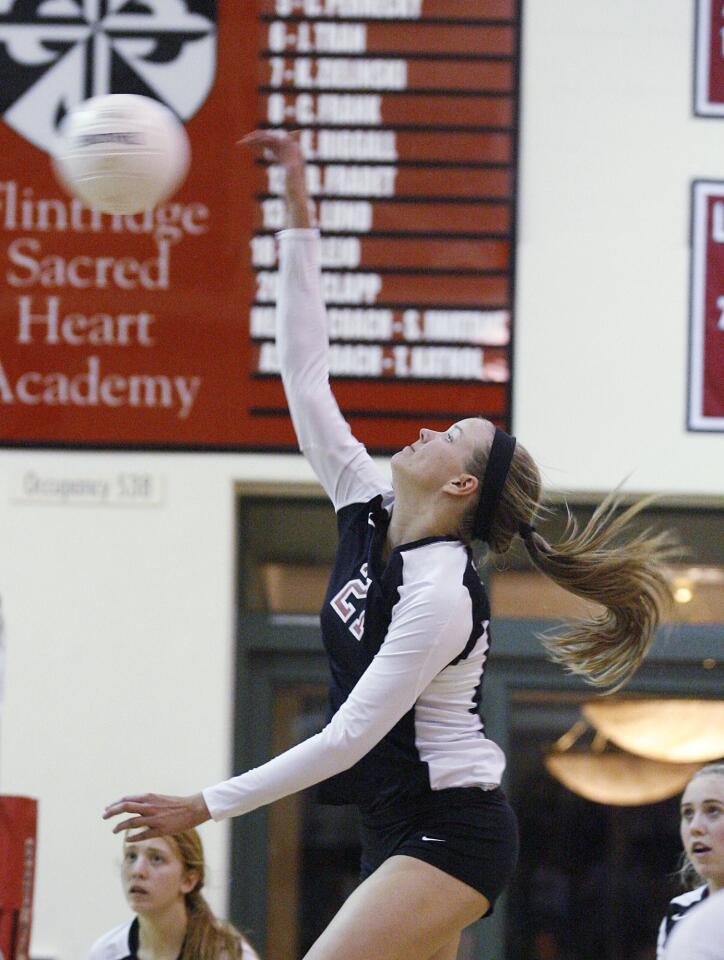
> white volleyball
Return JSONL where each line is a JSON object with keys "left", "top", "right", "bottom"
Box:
{"left": 51, "top": 93, "right": 191, "bottom": 215}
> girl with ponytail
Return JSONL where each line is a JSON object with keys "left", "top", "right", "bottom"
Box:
{"left": 105, "top": 131, "right": 676, "bottom": 960}
{"left": 88, "top": 829, "right": 258, "bottom": 960}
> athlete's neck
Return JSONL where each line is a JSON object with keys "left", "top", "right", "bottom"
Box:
{"left": 386, "top": 498, "right": 458, "bottom": 551}
{"left": 136, "top": 904, "right": 187, "bottom": 960}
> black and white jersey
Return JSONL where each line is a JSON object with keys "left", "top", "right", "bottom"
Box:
{"left": 664, "top": 889, "right": 724, "bottom": 960}
{"left": 87, "top": 918, "right": 258, "bottom": 960}
{"left": 88, "top": 921, "right": 137, "bottom": 960}
{"left": 202, "top": 229, "right": 505, "bottom": 821}
{"left": 656, "top": 884, "right": 709, "bottom": 959}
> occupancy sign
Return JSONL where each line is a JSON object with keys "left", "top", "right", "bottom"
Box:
{"left": 0, "top": 0, "right": 519, "bottom": 451}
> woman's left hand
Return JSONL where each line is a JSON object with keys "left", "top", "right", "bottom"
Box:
{"left": 103, "top": 791, "right": 211, "bottom": 841}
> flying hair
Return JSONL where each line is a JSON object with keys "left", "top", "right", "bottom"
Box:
{"left": 461, "top": 439, "right": 676, "bottom": 692}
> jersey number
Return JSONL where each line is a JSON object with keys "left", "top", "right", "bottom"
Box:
{"left": 330, "top": 563, "right": 370, "bottom": 640}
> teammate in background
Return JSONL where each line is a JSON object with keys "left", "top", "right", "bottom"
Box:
{"left": 88, "top": 829, "right": 259, "bottom": 960}
{"left": 103, "top": 131, "right": 674, "bottom": 960}
{"left": 657, "top": 763, "right": 724, "bottom": 958}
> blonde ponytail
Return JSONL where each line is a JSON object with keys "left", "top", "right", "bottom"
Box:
{"left": 183, "top": 887, "right": 247, "bottom": 960}
{"left": 464, "top": 440, "right": 676, "bottom": 691}
{"left": 170, "top": 829, "right": 254, "bottom": 960}
{"left": 519, "top": 494, "right": 676, "bottom": 690}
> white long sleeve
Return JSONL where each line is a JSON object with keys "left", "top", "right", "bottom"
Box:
{"left": 203, "top": 551, "right": 474, "bottom": 821}
{"left": 276, "top": 228, "right": 391, "bottom": 510}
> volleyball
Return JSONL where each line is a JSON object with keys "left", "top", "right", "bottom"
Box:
{"left": 51, "top": 94, "right": 191, "bottom": 215}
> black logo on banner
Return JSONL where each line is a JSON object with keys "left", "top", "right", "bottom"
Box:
{"left": 0, "top": 0, "right": 217, "bottom": 154}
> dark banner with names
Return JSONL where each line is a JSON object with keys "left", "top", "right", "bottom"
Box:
{"left": 0, "top": 0, "right": 519, "bottom": 451}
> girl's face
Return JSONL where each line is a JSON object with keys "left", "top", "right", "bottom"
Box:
{"left": 680, "top": 774, "right": 724, "bottom": 891}
{"left": 391, "top": 418, "right": 493, "bottom": 495}
{"left": 122, "top": 837, "right": 197, "bottom": 914}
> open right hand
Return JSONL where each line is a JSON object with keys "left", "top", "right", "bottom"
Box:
{"left": 239, "top": 129, "right": 304, "bottom": 171}
{"left": 240, "top": 129, "right": 311, "bottom": 228}
{"left": 103, "top": 791, "right": 211, "bottom": 842}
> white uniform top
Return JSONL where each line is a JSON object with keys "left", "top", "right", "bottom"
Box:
{"left": 664, "top": 889, "right": 724, "bottom": 960}
{"left": 87, "top": 919, "right": 259, "bottom": 960}
{"left": 202, "top": 228, "right": 505, "bottom": 822}
{"left": 656, "top": 885, "right": 709, "bottom": 958}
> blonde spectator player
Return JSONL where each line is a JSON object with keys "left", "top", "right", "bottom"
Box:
{"left": 88, "top": 828, "right": 258, "bottom": 960}
{"left": 657, "top": 763, "right": 724, "bottom": 958}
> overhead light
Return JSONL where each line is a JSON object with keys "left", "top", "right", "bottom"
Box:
{"left": 582, "top": 699, "right": 724, "bottom": 764}
{"left": 673, "top": 584, "right": 693, "bottom": 604}
{"left": 545, "top": 752, "right": 700, "bottom": 806}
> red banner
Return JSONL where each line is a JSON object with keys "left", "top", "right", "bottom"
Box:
{"left": 0, "top": 1, "right": 519, "bottom": 452}
{"left": 689, "top": 181, "right": 724, "bottom": 430}
{"left": 0, "top": 796, "right": 38, "bottom": 960}
{"left": 695, "top": 0, "right": 724, "bottom": 116}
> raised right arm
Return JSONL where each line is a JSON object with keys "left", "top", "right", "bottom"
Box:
{"left": 242, "top": 131, "right": 391, "bottom": 510}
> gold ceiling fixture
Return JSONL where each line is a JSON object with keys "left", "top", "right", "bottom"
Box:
{"left": 582, "top": 699, "right": 724, "bottom": 764}
{"left": 544, "top": 752, "right": 701, "bottom": 806}
{"left": 544, "top": 699, "right": 724, "bottom": 805}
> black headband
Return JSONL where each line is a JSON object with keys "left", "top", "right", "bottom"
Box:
{"left": 473, "top": 427, "right": 517, "bottom": 543}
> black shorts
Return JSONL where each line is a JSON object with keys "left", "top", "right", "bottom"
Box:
{"left": 358, "top": 786, "right": 518, "bottom": 917}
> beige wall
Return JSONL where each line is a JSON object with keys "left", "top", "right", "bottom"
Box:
{"left": 516, "top": 0, "right": 724, "bottom": 495}
{"left": 0, "top": 450, "right": 324, "bottom": 959}
{"left": 1, "top": 2, "right": 723, "bottom": 958}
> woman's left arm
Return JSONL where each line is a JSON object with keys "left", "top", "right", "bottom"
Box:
{"left": 104, "top": 563, "right": 472, "bottom": 836}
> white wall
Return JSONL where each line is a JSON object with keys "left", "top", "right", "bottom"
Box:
{"left": 515, "top": 0, "right": 724, "bottom": 495}
{"left": 1, "top": 2, "right": 723, "bottom": 959}
{"left": 0, "top": 449, "right": 326, "bottom": 960}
